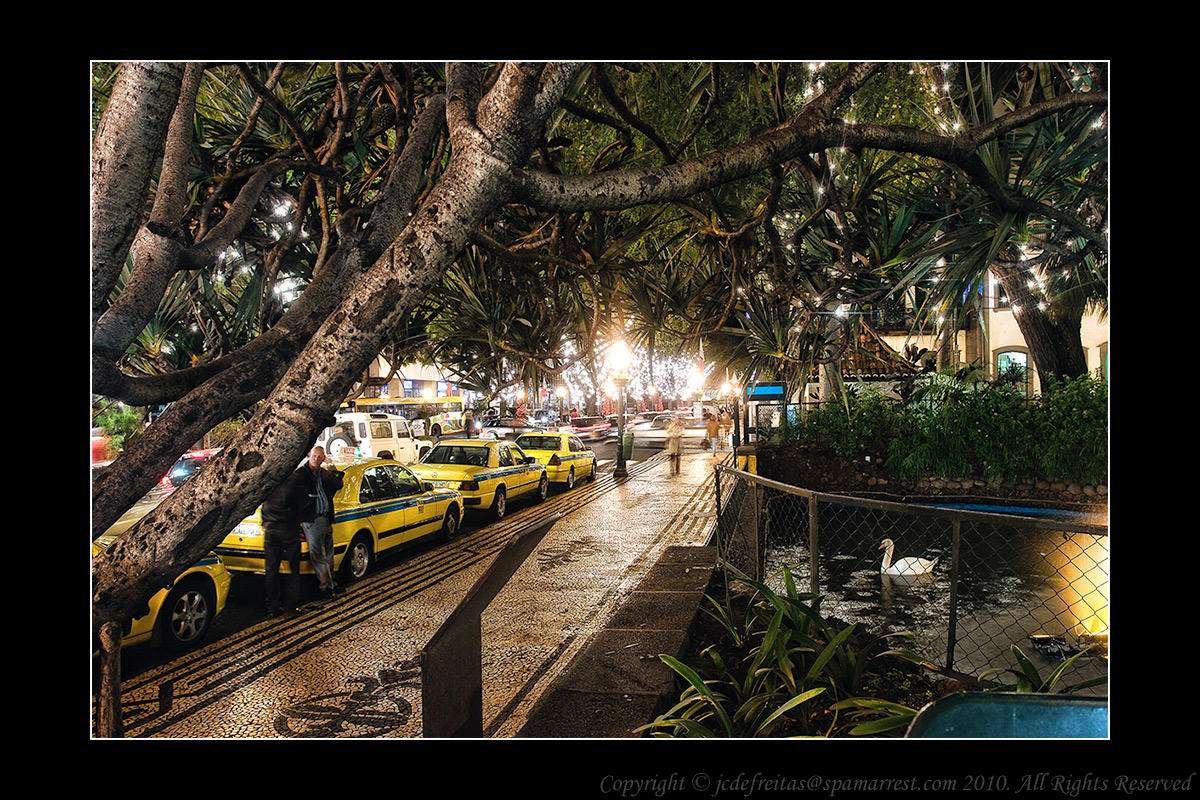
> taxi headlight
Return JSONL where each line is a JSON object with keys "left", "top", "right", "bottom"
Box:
{"left": 234, "top": 521, "right": 263, "bottom": 538}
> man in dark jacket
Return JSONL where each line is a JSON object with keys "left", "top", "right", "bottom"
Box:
{"left": 261, "top": 445, "right": 345, "bottom": 615}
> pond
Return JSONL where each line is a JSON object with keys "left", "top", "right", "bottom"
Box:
{"left": 760, "top": 500, "right": 1108, "bottom": 686}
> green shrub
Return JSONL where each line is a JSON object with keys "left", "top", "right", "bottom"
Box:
{"left": 638, "top": 566, "right": 928, "bottom": 738}
{"left": 1033, "top": 374, "right": 1107, "bottom": 484}
{"left": 93, "top": 405, "right": 143, "bottom": 454}
{"left": 793, "top": 374, "right": 1107, "bottom": 486}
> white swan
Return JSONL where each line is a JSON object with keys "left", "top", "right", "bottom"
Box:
{"left": 879, "top": 538, "right": 938, "bottom": 576}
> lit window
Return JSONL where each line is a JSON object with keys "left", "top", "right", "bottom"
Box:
{"left": 996, "top": 350, "right": 1029, "bottom": 392}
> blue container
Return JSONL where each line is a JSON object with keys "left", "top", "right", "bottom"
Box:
{"left": 906, "top": 692, "right": 1107, "bottom": 738}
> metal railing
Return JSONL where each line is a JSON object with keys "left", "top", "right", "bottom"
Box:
{"left": 711, "top": 466, "right": 1108, "bottom": 685}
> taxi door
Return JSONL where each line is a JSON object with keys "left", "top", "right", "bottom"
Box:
{"left": 384, "top": 463, "right": 441, "bottom": 543}
{"left": 569, "top": 435, "right": 595, "bottom": 478}
{"left": 505, "top": 443, "right": 541, "bottom": 497}
{"left": 356, "top": 464, "right": 408, "bottom": 556}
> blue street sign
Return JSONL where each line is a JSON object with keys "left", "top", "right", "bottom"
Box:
{"left": 746, "top": 382, "right": 786, "bottom": 400}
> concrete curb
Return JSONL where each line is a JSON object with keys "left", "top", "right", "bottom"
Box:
{"left": 516, "top": 545, "right": 718, "bottom": 738}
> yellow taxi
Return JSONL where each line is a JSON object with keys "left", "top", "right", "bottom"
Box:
{"left": 407, "top": 439, "right": 548, "bottom": 520}
{"left": 216, "top": 458, "right": 463, "bottom": 581}
{"left": 94, "top": 499, "right": 232, "bottom": 650}
{"left": 513, "top": 432, "right": 596, "bottom": 489}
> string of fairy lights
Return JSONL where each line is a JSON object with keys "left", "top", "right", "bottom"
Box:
{"left": 494, "top": 338, "right": 718, "bottom": 410}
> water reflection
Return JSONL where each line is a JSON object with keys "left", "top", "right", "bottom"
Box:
{"left": 762, "top": 506, "right": 1109, "bottom": 678}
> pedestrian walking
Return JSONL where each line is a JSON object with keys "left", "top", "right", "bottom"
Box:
{"left": 463, "top": 407, "right": 475, "bottom": 438}
{"left": 666, "top": 415, "right": 685, "bottom": 475}
{"left": 705, "top": 412, "right": 720, "bottom": 456}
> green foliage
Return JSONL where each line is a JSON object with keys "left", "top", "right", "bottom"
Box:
{"left": 638, "top": 566, "right": 928, "bottom": 738}
{"left": 827, "top": 696, "right": 922, "bottom": 736}
{"left": 979, "top": 644, "right": 1108, "bottom": 695}
{"left": 1033, "top": 374, "right": 1108, "bottom": 484}
{"left": 93, "top": 405, "right": 143, "bottom": 454}
{"left": 828, "top": 643, "right": 1107, "bottom": 736}
{"left": 785, "top": 374, "right": 1106, "bottom": 485}
{"left": 786, "top": 388, "right": 902, "bottom": 459}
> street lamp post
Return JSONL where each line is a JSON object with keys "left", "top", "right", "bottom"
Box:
{"left": 610, "top": 341, "right": 632, "bottom": 478}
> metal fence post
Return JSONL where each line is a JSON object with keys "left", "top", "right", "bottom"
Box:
{"left": 945, "top": 518, "right": 961, "bottom": 673}
{"left": 714, "top": 466, "right": 722, "bottom": 524}
{"left": 808, "top": 492, "right": 819, "bottom": 596}
{"left": 751, "top": 481, "right": 761, "bottom": 582}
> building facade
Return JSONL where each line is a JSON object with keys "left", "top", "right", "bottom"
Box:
{"left": 873, "top": 269, "right": 1109, "bottom": 393}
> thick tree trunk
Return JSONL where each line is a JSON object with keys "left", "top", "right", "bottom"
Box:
{"left": 995, "top": 267, "right": 1088, "bottom": 390}
{"left": 92, "top": 63, "right": 185, "bottom": 327}
{"left": 91, "top": 96, "right": 448, "bottom": 537}
{"left": 95, "top": 621, "right": 123, "bottom": 738}
{"left": 92, "top": 67, "right": 539, "bottom": 631}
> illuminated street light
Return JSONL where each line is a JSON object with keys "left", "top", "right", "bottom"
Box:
{"left": 609, "top": 340, "right": 633, "bottom": 478}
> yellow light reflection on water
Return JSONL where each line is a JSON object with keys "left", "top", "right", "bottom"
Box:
{"left": 1060, "top": 532, "right": 1109, "bottom": 637}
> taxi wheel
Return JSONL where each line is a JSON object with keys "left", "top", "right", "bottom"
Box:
{"left": 442, "top": 507, "right": 460, "bottom": 540}
{"left": 565, "top": 468, "right": 576, "bottom": 490}
{"left": 536, "top": 474, "right": 548, "bottom": 502}
{"left": 160, "top": 579, "right": 215, "bottom": 651}
{"left": 492, "top": 487, "right": 507, "bottom": 520}
{"left": 342, "top": 535, "right": 373, "bottom": 582}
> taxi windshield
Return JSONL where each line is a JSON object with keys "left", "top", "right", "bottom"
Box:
{"left": 516, "top": 435, "right": 560, "bottom": 450}
{"left": 424, "top": 444, "right": 489, "bottom": 467}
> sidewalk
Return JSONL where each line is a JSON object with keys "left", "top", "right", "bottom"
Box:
{"left": 111, "top": 448, "right": 736, "bottom": 738}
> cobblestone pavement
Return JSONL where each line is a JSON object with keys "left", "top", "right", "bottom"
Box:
{"left": 105, "top": 447, "right": 735, "bottom": 738}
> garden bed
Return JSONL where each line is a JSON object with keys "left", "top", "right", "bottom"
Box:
{"left": 649, "top": 569, "right": 972, "bottom": 738}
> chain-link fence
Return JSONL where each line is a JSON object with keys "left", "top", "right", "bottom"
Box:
{"left": 711, "top": 465, "right": 1108, "bottom": 689}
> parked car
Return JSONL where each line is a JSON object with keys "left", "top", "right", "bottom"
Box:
{"left": 564, "top": 415, "right": 612, "bottom": 441}
{"left": 408, "top": 439, "right": 547, "bottom": 520}
{"left": 160, "top": 448, "right": 222, "bottom": 490}
{"left": 94, "top": 504, "right": 231, "bottom": 650}
{"left": 216, "top": 458, "right": 463, "bottom": 581}
{"left": 315, "top": 412, "right": 429, "bottom": 463}
{"left": 513, "top": 432, "right": 596, "bottom": 489}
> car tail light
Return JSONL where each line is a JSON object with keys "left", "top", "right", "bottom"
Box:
{"left": 460, "top": 479, "right": 479, "bottom": 491}
{"left": 548, "top": 454, "right": 561, "bottom": 466}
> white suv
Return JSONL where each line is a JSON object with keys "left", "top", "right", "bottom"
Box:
{"left": 315, "top": 413, "right": 429, "bottom": 464}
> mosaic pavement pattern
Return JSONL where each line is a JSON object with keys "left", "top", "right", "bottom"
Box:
{"left": 98, "top": 449, "right": 733, "bottom": 738}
